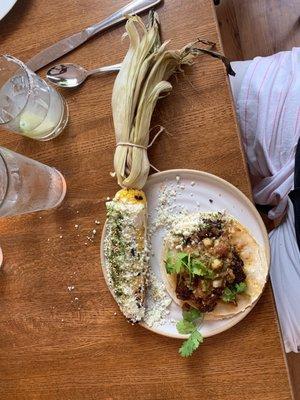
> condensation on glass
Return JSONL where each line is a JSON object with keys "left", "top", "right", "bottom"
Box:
{"left": 0, "top": 147, "right": 66, "bottom": 216}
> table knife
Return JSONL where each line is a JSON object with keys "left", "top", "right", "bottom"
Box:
{"left": 26, "top": 0, "right": 162, "bottom": 72}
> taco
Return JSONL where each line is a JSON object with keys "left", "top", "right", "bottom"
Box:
{"left": 161, "top": 212, "right": 268, "bottom": 319}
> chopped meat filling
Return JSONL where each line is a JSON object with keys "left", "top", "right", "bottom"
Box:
{"left": 174, "top": 220, "right": 247, "bottom": 313}
{"left": 186, "top": 218, "right": 223, "bottom": 244}
{"left": 176, "top": 278, "right": 193, "bottom": 300}
{"left": 231, "top": 250, "right": 246, "bottom": 284}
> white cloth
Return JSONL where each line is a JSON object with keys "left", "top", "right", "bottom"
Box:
{"left": 230, "top": 49, "right": 300, "bottom": 352}
{"left": 269, "top": 199, "right": 300, "bottom": 352}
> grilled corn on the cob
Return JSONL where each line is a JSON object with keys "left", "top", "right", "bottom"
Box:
{"left": 104, "top": 189, "right": 148, "bottom": 323}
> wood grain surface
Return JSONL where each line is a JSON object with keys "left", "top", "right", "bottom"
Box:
{"left": 217, "top": 0, "right": 300, "bottom": 61}
{"left": 0, "top": 1, "right": 292, "bottom": 399}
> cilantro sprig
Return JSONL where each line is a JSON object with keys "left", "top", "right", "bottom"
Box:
{"left": 191, "top": 258, "right": 215, "bottom": 279}
{"left": 179, "top": 330, "right": 204, "bottom": 357}
{"left": 176, "top": 307, "right": 203, "bottom": 357}
{"left": 166, "top": 251, "right": 215, "bottom": 279}
{"left": 183, "top": 307, "right": 202, "bottom": 322}
{"left": 176, "top": 320, "right": 196, "bottom": 334}
{"left": 221, "top": 282, "right": 247, "bottom": 303}
{"left": 166, "top": 252, "right": 187, "bottom": 274}
{"left": 235, "top": 282, "right": 247, "bottom": 293}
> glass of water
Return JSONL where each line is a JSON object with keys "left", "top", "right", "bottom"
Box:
{"left": 0, "top": 147, "right": 66, "bottom": 217}
{"left": 0, "top": 55, "right": 68, "bottom": 141}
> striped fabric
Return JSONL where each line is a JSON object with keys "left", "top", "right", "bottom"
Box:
{"left": 235, "top": 49, "right": 300, "bottom": 220}
{"left": 231, "top": 50, "right": 300, "bottom": 352}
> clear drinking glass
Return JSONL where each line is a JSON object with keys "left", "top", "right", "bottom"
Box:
{"left": 0, "top": 147, "right": 66, "bottom": 217}
{"left": 0, "top": 55, "right": 68, "bottom": 141}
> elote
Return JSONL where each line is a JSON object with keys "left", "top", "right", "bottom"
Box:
{"left": 104, "top": 189, "right": 149, "bottom": 323}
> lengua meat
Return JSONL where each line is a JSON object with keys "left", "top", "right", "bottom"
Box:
{"left": 175, "top": 265, "right": 244, "bottom": 313}
{"left": 185, "top": 218, "right": 223, "bottom": 245}
{"left": 231, "top": 251, "right": 246, "bottom": 284}
{"left": 172, "top": 215, "right": 247, "bottom": 313}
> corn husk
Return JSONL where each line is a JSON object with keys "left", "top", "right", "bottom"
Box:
{"left": 112, "top": 12, "right": 234, "bottom": 189}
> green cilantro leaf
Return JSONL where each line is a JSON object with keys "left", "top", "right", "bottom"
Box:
{"left": 235, "top": 282, "right": 247, "bottom": 293}
{"left": 182, "top": 307, "right": 202, "bottom": 322}
{"left": 221, "top": 287, "right": 236, "bottom": 303}
{"left": 176, "top": 307, "right": 204, "bottom": 357}
{"left": 165, "top": 252, "right": 188, "bottom": 274}
{"left": 165, "top": 256, "right": 176, "bottom": 274}
{"left": 166, "top": 252, "right": 215, "bottom": 280}
{"left": 191, "top": 258, "right": 215, "bottom": 279}
{"left": 221, "top": 282, "right": 247, "bottom": 303}
{"left": 176, "top": 320, "right": 196, "bottom": 334}
{"left": 177, "top": 252, "right": 189, "bottom": 262}
{"left": 176, "top": 253, "right": 188, "bottom": 272}
{"left": 179, "top": 330, "right": 204, "bottom": 357}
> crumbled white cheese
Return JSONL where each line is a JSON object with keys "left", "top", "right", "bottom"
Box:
{"left": 144, "top": 273, "right": 172, "bottom": 328}
{"left": 149, "top": 184, "right": 184, "bottom": 232}
{"left": 104, "top": 200, "right": 148, "bottom": 323}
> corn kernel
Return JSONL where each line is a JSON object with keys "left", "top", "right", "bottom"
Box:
{"left": 211, "top": 258, "right": 222, "bottom": 269}
{"left": 202, "top": 238, "right": 212, "bottom": 247}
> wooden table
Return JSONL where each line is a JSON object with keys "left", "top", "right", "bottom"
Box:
{"left": 0, "top": 1, "right": 293, "bottom": 399}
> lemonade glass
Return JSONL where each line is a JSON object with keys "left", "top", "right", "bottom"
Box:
{"left": 0, "top": 55, "right": 68, "bottom": 140}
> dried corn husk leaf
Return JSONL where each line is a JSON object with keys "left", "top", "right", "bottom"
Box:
{"left": 112, "top": 12, "right": 234, "bottom": 189}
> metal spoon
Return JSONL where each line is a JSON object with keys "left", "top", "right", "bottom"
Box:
{"left": 46, "top": 63, "right": 122, "bottom": 88}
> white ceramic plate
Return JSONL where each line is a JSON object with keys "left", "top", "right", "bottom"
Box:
{"left": 0, "top": 0, "right": 18, "bottom": 21}
{"left": 101, "top": 169, "right": 270, "bottom": 339}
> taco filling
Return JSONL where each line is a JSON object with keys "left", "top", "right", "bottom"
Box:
{"left": 164, "top": 213, "right": 252, "bottom": 314}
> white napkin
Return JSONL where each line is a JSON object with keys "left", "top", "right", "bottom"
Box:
{"left": 269, "top": 200, "right": 300, "bottom": 352}
{"left": 230, "top": 49, "right": 300, "bottom": 352}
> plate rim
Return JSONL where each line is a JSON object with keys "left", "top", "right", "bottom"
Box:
{"left": 100, "top": 169, "right": 270, "bottom": 340}
{"left": 0, "top": 0, "right": 18, "bottom": 21}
